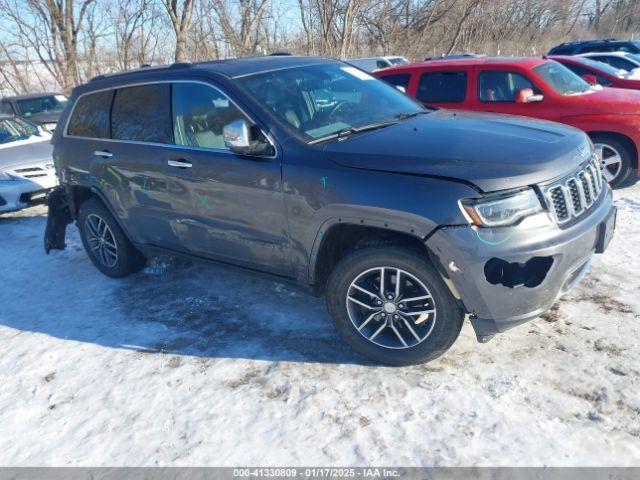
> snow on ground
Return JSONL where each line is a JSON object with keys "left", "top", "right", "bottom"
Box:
{"left": 0, "top": 185, "right": 639, "bottom": 467}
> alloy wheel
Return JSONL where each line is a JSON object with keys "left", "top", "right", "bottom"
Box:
{"left": 594, "top": 143, "right": 623, "bottom": 183}
{"left": 84, "top": 213, "right": 118, "bottom": 268}
{"left": 346, "top": 267, "right": 437, "bottom": 349}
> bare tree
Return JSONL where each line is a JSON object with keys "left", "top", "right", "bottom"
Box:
{"left": 161, "top": 0, "right": 196, "bottom": 62}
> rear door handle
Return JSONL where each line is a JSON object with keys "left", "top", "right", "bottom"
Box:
{"left": 167, "top": 159, "right": 192, "bottom": 169}
{"left": 94, "top": 150, "right": 113, "bottom": 158}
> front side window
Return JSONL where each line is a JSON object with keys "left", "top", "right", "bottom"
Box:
{"left": 67, "top": 90, "right": 113, "bottom": 138}
{"left": 599, "top": 56, "right": 634, "bottom": 71}
{"left": 112, "top": 84, "right": 172, "bottom": 143}
{"left": 16, "top": 95, "right": 68, "bottom": 117}
{"left": 417, "top": 71, "right": 467, "bottom": 103}
{"left": 533, "top": 61, "right": 595, "bottom": 94}
{"left": 479, "top": 71, "right": 539, "bottom": 102}
{"left": 172, "top": 83, "right": 250, "bottom": 150}
{"left": 238, "top": 63, "right": 422, "bottom": 142}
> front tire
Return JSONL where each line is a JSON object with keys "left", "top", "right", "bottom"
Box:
{"left": 78, "top": 198, "right": 146, "bottom": 278}
{"left": 590, "top": 134, "right": 635, "bottom": 188}
{"left": 326, "top": 246, "right": 464, "bottom": 366}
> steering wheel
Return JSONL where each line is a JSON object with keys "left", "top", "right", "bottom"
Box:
{"left": 329, "top": 101, "right": 354, "bottom": 118}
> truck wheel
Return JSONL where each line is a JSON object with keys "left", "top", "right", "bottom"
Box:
{"left": 591, "top": 134, "right": 634, "bottom": 188}
{"left": 78, "top": 198, "right": 146, "bottom": 278}
{"left": 326, "top": 246, "right": 464, "bottom": 366}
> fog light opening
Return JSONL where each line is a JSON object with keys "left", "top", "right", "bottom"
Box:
{"left": 484, "top": 256, "right": 554, "bottom": 288}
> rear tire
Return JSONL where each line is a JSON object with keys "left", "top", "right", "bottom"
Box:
{"left": 590, "top": 134, "right": 635, "bottom": 188}
{"left": 326, "top": 246, "right": 464, "bottom": 366}
{"left": 78, "top": 198, "right": 146, "bottom": 278}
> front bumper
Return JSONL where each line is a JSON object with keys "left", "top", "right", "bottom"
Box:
{"left": 0, "top": 175, "right": 57, "bottom": 213}
{"left": 426, "top": 186, "right": 615, "bottom": 341}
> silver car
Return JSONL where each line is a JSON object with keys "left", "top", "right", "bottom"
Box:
{"left": 0, "top": 114, "right": 57, "bottom": 213}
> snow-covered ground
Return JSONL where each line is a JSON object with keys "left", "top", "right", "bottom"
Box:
{"left": 1, "top": 185, "right": 639, "bottom": 467}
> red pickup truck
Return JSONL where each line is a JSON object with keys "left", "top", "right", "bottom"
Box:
{"left": 375, "top": 56, "right": 640, "bottom": 187}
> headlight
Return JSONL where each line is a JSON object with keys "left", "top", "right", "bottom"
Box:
{"left": 460, "top": 188, "right": 543, "bottom": 227}
{"left": 0, "top": 171, "right": 14, "bottom": 181}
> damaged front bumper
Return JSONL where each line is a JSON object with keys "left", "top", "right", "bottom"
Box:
{"left": 427, "top": 186, "right": 616, "bottom": 342}
{"left": 44, "top": 186, "right": 73, "bottom": 253}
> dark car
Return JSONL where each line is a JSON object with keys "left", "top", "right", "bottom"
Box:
{"left": 44, "top": 56, "right": 616, "bottom": 365}
{"left": 548, "top": 39, "right": 640, "bottom": 56}
{"left": 1, "top": 92, "right": 69, "bottom": 132}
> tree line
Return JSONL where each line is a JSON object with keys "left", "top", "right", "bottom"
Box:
{"left": 0, "top": 0, "right": 639, "bottom": 94}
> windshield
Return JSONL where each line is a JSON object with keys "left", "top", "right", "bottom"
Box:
{"left": 0, "top": 117, "right": 40, "bottom": 144}
{"left": 576, "top": 57, "right": 626, "bottom": 77}
{"left": 238, "top": 63, "right": 422, "bottom": 142}
{"left": 16, "top": 94, "right": 68, "bottom": 117}
{"left": 389, "top": 57, "right": 408, "bottom": 65}
{"left": 533, "top": 61, "right": 591, "bottom": 95}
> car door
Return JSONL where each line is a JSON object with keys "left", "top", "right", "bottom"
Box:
{"left": 161, "top": 81, "right": 291, "bottom": 276}
{"left": 474, "top": 69, "right": 554, "bottom": 120}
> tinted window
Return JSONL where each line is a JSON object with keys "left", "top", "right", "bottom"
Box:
{"left": 1, "top": 101, "right": 14, "bottom": 114}
{"left": 417, "top": 71, "right": 467, "bottom": 103}
{"left": 16, "top": 95, "right": 68, "bottom": 117}
{"left": 550, "top": 47, "right": 574, "bottom": 55}
{"left": 67, "top": 90, "right": 113, "bottom": 138}
{"left": 380, "top": 73, "right": 411, "bottom": 91}
{"left": 478, "top": 71, "right": 538, "bottom": 102}
{"left": 172, "top": 83, "right": 250, "bottom": 150}
{"left": 112, "top": 84, "right": 171, "bottom": 143}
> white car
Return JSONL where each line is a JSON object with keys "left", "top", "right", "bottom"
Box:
{"left": 580, "top": 52, "right": 640, "bottom": 73}
{"left": 0, "top": 114, "right": 56, "bottom": 214}
{"left": 347, "top": 56, "right": 409, "bottom": 72}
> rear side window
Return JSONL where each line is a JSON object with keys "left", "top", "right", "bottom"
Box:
{"left": 550, "top": 47, "right": 574, "bottom": 55}
{"left": 379, "top": 73, "right": 411, "bottom": 91}
{"left": 478, "top": 71, "right": 538, "bottom": 102}
{"left": 1, "top": 101, "right": 14, "bottom": 114}
{"left": 417, "top": 71, "right": 467, "bottom": 103}
{"left": 111, "top": 84, "right": 171, "bottom": 143}
{"left": 67, "top": 91, "right": 113, "bottom": 138}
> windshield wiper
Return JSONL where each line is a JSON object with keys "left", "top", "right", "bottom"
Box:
{"left": 311, "top": 119, "right": 400, "bottom": 144}
{"left": 395, "top": 109, "right": 435, "bottom": 121}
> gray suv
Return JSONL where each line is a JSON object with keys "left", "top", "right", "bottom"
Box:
{"left": 45, "top": 56, "right": 616, "bottom": 365}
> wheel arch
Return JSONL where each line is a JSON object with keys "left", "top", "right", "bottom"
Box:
{"left": 587, "top": 130, "right": 638, "bottom": 170}
{"left": 309, "top": 219, "right": 442, "bottom": 294}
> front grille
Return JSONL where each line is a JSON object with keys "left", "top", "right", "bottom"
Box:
{"left": 544, "top": 157, "right": 603, "bottom": 225}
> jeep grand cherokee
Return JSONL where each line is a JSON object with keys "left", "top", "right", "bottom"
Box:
{"left": 44, "top": 56, "right": 616, "bottom": 365}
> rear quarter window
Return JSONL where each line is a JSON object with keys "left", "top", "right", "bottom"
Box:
{"left": 67, "top": 90, "right": 113, "bottom": 138}
{"left": 111, "top": 83, "right": 172, "bottom": 143}
{"left": 417, "top": 71, "right": 467, "bottom": 103}
{"left": 379, "top": 73, "right": 411, "bottom": 91}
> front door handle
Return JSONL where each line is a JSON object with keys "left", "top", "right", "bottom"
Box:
{"left": 167, "top": 159, "right": 192, "bottom": 169}
{"left": 94, "top": 150, "right": 113, "bottom": 158}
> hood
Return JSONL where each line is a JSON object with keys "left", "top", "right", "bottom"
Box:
{"left": 23, "top": 111, "right": 61, "bottom": 125}
{"left": 324, "top": 110, "right": 589, "bottom": 192}
{"left": 565, "top": 86, "right": 640, "bottom": 114}
{"left": 0, "top": 137, "right": 53, "bottom": 170}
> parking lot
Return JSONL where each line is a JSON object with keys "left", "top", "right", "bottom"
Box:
{"left": 1, "top": 184, "right": 639, "bottom": 466}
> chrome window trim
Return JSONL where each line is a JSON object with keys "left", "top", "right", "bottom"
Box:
{"left": 62, "top": 79, "right": 278, "bottom": 159}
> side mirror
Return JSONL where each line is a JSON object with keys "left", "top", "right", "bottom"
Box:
{"left": 515, "top": 88, "right": 543, "bottom": 104}
{"left": 223, "top": 119, "right": 273, "bottom": 156}
{"left": 581, "top": 74, "right": 598, "bottom": 85}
